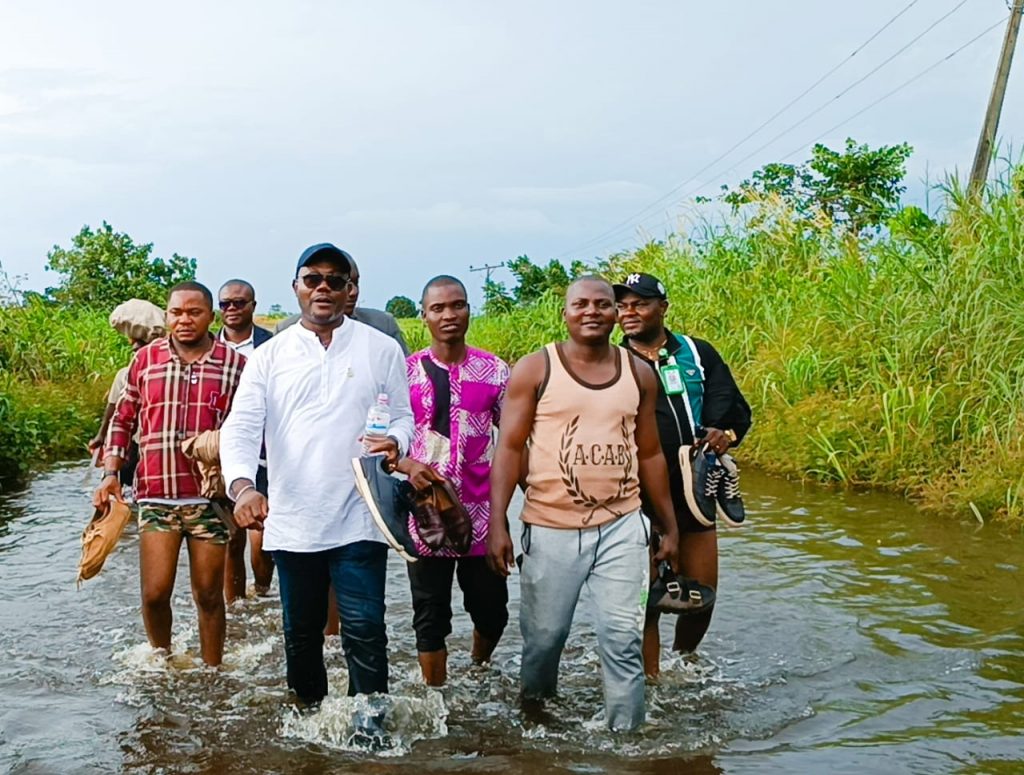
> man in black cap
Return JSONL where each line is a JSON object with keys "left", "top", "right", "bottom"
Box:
{"left": 220, "top": 243, "right": 414, "bottom": 710}
{"left": 274, "top": 254, "right": 408, "bottom": 356}
{"left": 614, "top": 272, "right": 751, "bottom": 677}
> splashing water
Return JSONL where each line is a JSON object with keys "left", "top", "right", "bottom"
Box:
{"left": 281, "top": 691, "right": 448, "bottom": 756}
{"left": 2, "top": 464, "right": 1024, "bottom": 772}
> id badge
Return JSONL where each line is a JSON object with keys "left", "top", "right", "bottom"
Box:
{"left": 659, "top": 362, "right": 685, "bottom": 395}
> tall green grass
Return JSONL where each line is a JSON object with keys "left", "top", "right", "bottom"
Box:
{"left": 403, "top": 169, "right": 1024, "bottom": 525}
{"left": 0, "top": 298, "right": 128, "bottom": 479}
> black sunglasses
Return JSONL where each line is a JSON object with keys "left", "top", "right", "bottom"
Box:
{"left": 218, "top": 299, "right": 252, "bottom": 310}
{"left": 298, "top": 273, "right": 350, "bottom": 291}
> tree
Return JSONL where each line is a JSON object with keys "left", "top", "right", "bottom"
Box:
{"left": 724, "top": 139, "right": 913, "bottom": 234}
{"left": 45, "top": 222, "right": 197, "bottom": 308}
{"left": 385, "top": 295, "right": 418, "bottom": 318}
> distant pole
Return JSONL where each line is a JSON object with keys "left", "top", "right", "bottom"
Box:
{"left": 969, "top": 0, "right": 1024, "bottom": 192}
{"left": 469, "top": 262, "right": 505, "bottom": 284}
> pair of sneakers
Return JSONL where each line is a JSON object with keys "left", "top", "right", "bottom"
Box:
{"left": 680, "top": 443, "right": 745, "bottom": 527}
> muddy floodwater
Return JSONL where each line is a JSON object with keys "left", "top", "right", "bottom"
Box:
{"left": 1, "top": 462, "right": 1022, "bottom": 774}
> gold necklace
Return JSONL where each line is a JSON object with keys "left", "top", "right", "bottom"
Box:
{"left": 631, "top": 337, "right": 667, "bottom": 361}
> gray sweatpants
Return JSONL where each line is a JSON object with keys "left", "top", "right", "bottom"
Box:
{"left": 519, "top": 509, "right": 650, "bottom": 731}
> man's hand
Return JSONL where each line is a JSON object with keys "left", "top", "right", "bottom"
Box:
{"left": 652, "top": 528, "right": 679, "bottom": 573}
{"left": 233, "top": 489, "right": 268, "bottom": 530}
{"left": 702, "top": 427, "right": 732, "bottom": 456}
{"left": 92, "top": 475, "right": 124, "bottom": 513}
{"left": 363, "top": 436, "right": 400, "bottom": 470}
{"left": 486, "top": 520, "right": 515, "bottom": 577}
{"left": 396, "top": 458, "right": 443, "bottom": 491}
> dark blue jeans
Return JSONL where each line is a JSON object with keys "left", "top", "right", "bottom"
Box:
{"left": 273, "top": 541, "right": 388, "bottom": 703}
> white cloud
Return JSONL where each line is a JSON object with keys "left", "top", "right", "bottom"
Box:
{"left": 490, "top": 180, "right": 656, "bottom": 206}
{"left": 333, "top": 202, "right": 556, "bottom": 233}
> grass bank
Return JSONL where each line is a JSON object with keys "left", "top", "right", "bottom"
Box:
{"left": 402, "top": 171, "right": 1024, "bottom": 525}
{"left": 0, "top": 300, "right": 127, "bottom": 481}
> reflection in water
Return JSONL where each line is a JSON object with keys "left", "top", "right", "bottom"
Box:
{"left": 0, "top": 463, "right": 1022, "bottom": 772}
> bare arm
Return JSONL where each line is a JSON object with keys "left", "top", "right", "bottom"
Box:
{"left": 88, "top": 402, "right": 117, "bottom": 458}
{"left": 487, "top": 351, "right": 545, "bottom": 576}
{"left": 631, "top": 353, "right": 680, "bottom": 568}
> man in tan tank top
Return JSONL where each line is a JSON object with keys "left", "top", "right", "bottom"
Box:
{"left": 487, "top": 276, "right": 680, "bottom": 731}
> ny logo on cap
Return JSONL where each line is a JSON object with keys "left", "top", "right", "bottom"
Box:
{"left": 627, "top": 273, "right": 641, "bottom": 284}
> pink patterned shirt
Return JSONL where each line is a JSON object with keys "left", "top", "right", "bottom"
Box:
{"left": 406, "top": 347, "right": 510, "bottom": 557}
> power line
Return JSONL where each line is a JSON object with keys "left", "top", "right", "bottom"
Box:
{"left": 779, "top": 15, "right": 1010, "bottom": 163}
{"left": 557, "top": 0, "right": 967, "bottom": 260}
{"left": 584, "top": 15, "right": 1009, "bottom": 258}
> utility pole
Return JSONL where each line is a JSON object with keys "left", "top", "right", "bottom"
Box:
{"left": 469, "top": 262, "right": 505, "bottom": 284}
{"left": 969, "top": 0, "right": 1024, "bottom": 192}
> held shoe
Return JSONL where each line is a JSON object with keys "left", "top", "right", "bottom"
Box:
{"left": 646, "top": 561, "right": 716, "bottom": 616}
{"left": 679, "top": 444, "right": 722, "bottom": 527}
{"left": 407, "top": 479, "right": 473, "bottom": 555}
{"left": 351, "top": 455, "right": 419, "bottom": 562}
{"left": 715, "top": 453, "right": 746, "bottom": 527}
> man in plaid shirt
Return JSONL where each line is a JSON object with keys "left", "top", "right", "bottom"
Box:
{"left": 93, "top": 281, "right": 245, "bottom": 667}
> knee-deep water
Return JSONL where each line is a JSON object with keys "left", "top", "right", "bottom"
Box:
{"left": 1, "top": 463, "right": 1022, "bottom": 773}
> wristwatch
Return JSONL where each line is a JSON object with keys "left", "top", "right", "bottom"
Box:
{"left": 724, "top": 429, "right": 737, "bottom": 444}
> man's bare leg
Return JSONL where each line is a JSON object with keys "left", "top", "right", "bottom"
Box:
{"left": 139, "top": 530, "right": 184, "bottom": 651}
{"left": 471, "top": 630, "right": 498, "bottom": 665}
{"left": 672, "top": 530, "right": 718, "bottom": 653}
{"left": 641, "top": 550, "right": 661, "bottom": 677}
{"left": 224, "top": 529, "right": 247, "bottom": 604}
{"left": 249, "top": 528, "right": 274, "bottom": 594}
{"left": 418, "top": 649, "right": 448, "bottom": 686}
{"left": 187, "top": 537, "right": 228, "bottom": 666}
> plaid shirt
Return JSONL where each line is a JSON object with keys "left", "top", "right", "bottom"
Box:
{"left": 106, "top": 336, "right": 245, "bottom": 500}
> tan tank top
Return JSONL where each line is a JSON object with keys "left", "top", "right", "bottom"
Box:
{"left": 521, "top": 343, "right": 642, "bottom": 529}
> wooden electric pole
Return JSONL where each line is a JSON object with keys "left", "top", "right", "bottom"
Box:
{"left": 969, "top": 0, "right": 1024, "bottom": 191}
{"left": 469, "top": 262, "right": 504, "bottom": 284}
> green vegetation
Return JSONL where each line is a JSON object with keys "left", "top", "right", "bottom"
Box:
{"left": 45, "top": 222, "right": 196, "bottom": 308}
{"left": 402, "top": 160, "right": 1024, "bottom": 525}
{"left": 0, "top": 295, "right": 127, "bottom": 479}
{"left": 0, "top": 222, "right": 193, "bottom": 482}
{"left": 385, "top": 295, "right": 418, "bottom": 319}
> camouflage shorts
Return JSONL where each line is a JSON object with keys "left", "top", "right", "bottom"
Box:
{"left": 138, "top": 502, "right": 229, "bottom": 544}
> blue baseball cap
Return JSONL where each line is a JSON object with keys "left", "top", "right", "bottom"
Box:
{"left": 296, "top": 243, "right": 353, "bottom": 276}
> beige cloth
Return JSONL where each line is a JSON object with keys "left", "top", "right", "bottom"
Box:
{"left": 181, "top": 429, "right": 226, "bottom": 499}
{"left": 77, "top": 501, "right": 133, "bottom": 586}
{"left": 521, "top": 343, "right": 642, "bottom": 529}
{"left": 107, "top": 366, "right": 129, "bottom": 405}
{"left": 109, "top": 299, "right": 166, "bottom": 343}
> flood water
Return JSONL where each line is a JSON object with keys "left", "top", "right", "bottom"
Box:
{"left": 1, "top": 462, "right": 1022, "bottom": 774}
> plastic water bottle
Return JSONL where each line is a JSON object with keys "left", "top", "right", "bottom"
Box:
{"left": 362, "top": 392, "right": 390, "bottom": 454}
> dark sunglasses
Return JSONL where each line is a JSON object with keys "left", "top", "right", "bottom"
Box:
{"left": 218, "top": 299, "right": 252, "bottom": 310}
{"left": 299, "top": 273, "right": 350, "bottom": 291}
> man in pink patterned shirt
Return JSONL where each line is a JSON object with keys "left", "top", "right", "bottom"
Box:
{"left": 396, "top": 275, "right": 510, "bottom": 686}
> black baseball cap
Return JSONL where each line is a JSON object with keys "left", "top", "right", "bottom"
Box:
{"left": 613, "top": 272, "right": 667, "bottom": 300}
{"left": 296, "top": 243, "right": 353, "bottom": 276}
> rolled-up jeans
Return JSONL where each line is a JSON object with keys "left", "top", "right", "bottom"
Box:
{"left": 273, "top": 541, "right": 388, "bottom": 703}
{"left": 519, "top": 509, "right": 650, "bottom": 731}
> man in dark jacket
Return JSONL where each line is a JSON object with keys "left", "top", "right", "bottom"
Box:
{"left": 218, "top": 279, "right": 274, "bottom": 602}
{"left": 614, "top": 272, "right": 752, "bottom": 677}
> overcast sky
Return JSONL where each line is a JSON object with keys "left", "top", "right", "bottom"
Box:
{"left": 1, "top": 0, "right": 1021, "bottom": 310}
